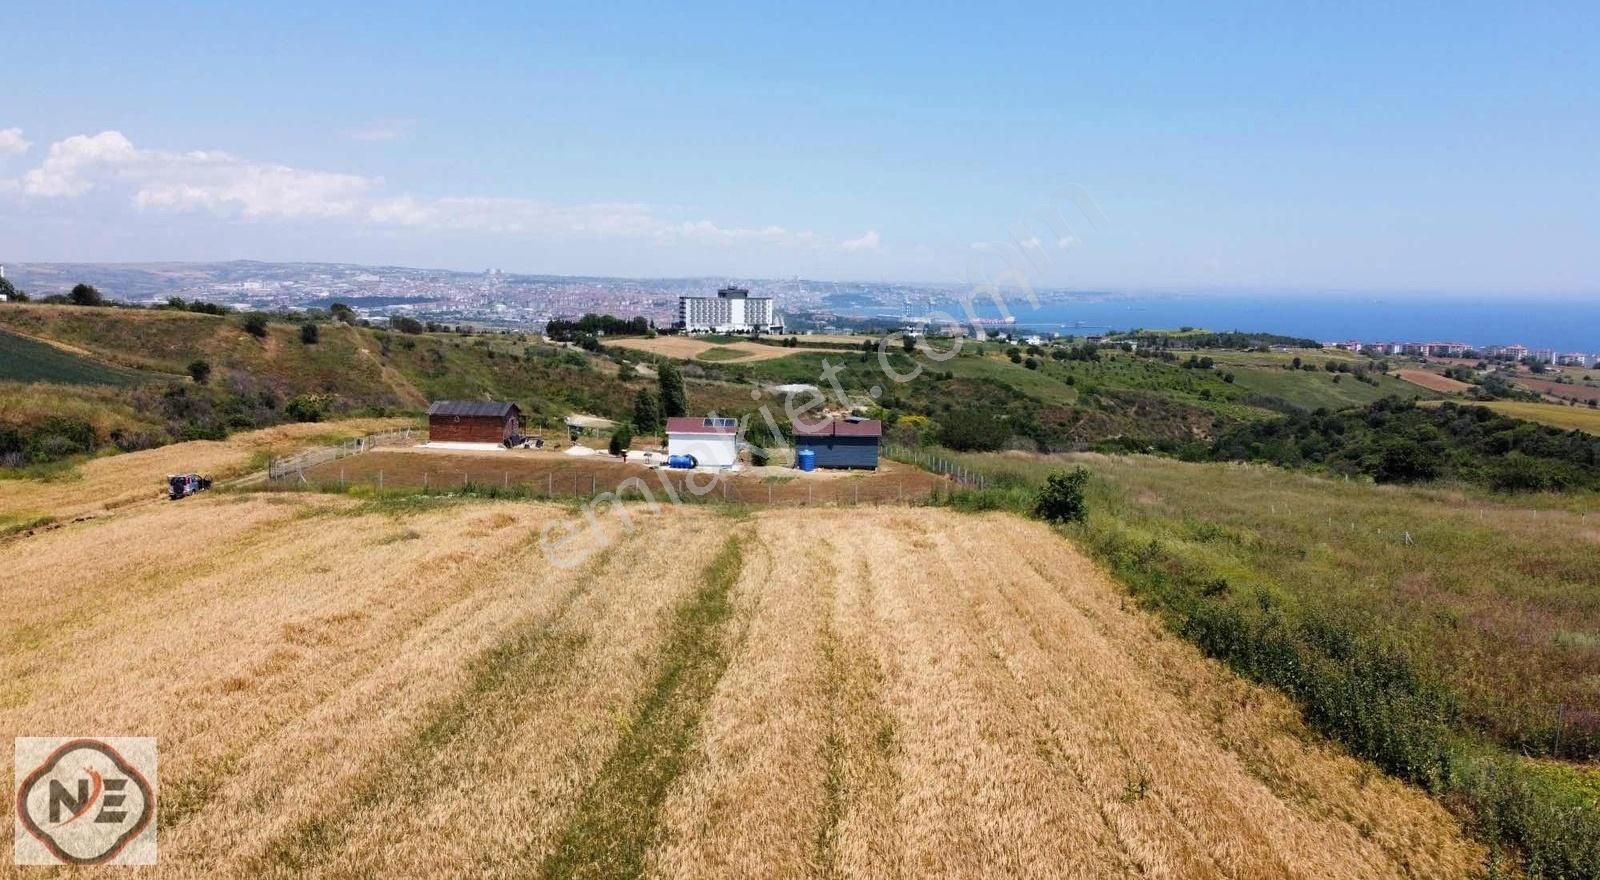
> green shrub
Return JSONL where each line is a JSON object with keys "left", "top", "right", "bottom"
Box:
{"left": 1032, "top": 468, "right": 1089, "bottom": 524}
{"left": 284, "top": 395, "right": 326, "bottom": 423}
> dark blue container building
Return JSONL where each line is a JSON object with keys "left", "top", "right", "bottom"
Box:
{"left": 792, "top": 417, "right": 882, "bottom": 469}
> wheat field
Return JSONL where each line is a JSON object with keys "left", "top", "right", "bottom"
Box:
{"left": 0, "top": 495, "right": 1484, "bottom": 878}
{"left": 0, "top": 419, "right": 413, "bottom": 528}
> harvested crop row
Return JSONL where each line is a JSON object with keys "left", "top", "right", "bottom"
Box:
{"left": 0, "top": 498, "right": 1485, "bottom": 878}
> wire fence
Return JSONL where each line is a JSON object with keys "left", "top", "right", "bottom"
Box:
{"left": 882, "top": 445, "right": 990, "bottom": 488}
{"left": 267, "top": 428, "right": 421, "bottom": 482}
{"left": 266, "top": 465, "right": 951, "bottom": 507}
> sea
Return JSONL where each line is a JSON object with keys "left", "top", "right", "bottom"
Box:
{"left": 905, "top": 293, "right": 1600, "bottom": 354}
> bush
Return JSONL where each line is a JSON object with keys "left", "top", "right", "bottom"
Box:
{"left": 242, "top": 314, "right": 269, "bottom": 338}
{"left": 1032, "top": 467, "right": 1090, "bottom": 524}
{"left": 284, "top": 395, "right": 326, "bottom": 423}
{"left": 187, "top": 360, "right": 211, "bottom": 384}
{"left": 608, "top": 425, "right": 633, "bottom": 456}
{"left": 300, "top": 322, "right": 320, "bottom": 344}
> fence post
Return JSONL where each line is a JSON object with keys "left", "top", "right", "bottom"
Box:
{"left": 424, "top": 472, "right": 429, "bottom": 490}
{"left": 548, "top": 473, "right": 553, "bottom": 496}
{"left": 504, "top": 471, "right": 509, "bottom": 489}
{"left": 378, "top": 470, "right": 383, "bottom": 490}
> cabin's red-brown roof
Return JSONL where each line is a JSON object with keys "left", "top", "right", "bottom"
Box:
{"left": 665, "top": 416, "right": 739, "bottom": 435}
{"left": 792, "top": 417, "right": 882, "bottom": 438}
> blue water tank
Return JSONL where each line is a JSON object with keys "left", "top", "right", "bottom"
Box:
{"left": 796, "top": 448, "right": 817, "bottom": 472}
{"left": 667, "top": 454, "right": 697, "bottom": 469}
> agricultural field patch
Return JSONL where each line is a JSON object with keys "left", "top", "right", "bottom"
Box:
{"left": 0, "top": 497, "right": 1483, "bottom": 877}
{"left": 0, "top": 327, "right": 153, "bottom": 385}
{"left": 606, "top": 335, "right": 834, "bottom": 363}
{"left": 0, "top": 418, "right": 415, "bottom": 523}
{"left": 1421, "top": 399, "right": 1600, "bottom": 435}
{"left": 1395, "top": 368, "right": 1472, "bottom": 394}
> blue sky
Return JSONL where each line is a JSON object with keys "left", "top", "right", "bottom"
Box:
{"left": 2, "top": 1, "right": 1597, "bottom": 293}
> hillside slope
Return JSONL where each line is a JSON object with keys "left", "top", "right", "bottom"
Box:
{"left": 0, "top": 498, "right": 1482, "bottom": 877}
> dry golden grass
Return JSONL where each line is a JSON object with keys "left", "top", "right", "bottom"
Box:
{"left": 606, "top": 336, "right": 835, "bottom": 362}
{"left": 0, "top": 498, "right": 1484, "bottom": 878}
{"left": 1395, "top": 368, "right": 1471, "bottom": 394}
{"left": 0, "top": 418, "right": 413, "bottom": 524}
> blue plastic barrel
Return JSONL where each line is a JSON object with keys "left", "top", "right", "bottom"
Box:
{"left": 667, "top": 454, "right": 697, "bottom": 469}
{"left": 797, "top": 448, "right": 817, "bottom": 472}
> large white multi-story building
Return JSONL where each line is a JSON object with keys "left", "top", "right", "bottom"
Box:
{"left": 677, "top": 286, "right": 779, "bottom": 333}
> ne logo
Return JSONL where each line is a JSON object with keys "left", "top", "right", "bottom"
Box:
{"left": 14, "top": 737, "right": 157, "bottom": 865}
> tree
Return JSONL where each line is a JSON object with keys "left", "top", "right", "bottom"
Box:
{"left": 329, "top": 302, "right": 357, "bottom": 324}
{"left": 901, "top": 334, "right": 917, "bottom": 354}
{"left": 938, "top": 409, "right": 1009, "bottom": 452}
{"left": 0, "top": 276, "right": 19, "bottom": 301}
{"left": 69, "top": 283, "right": 104, "bottom": 306}
{"left": 300, "top": 322, "right": 320, "bottom": 344}
{"left": 608, "top": 425, "right": 633, "bottom": 457}
{"left": 1033, "top": 468, "right": 1090, "bottom": 524}
{"left": 242, "top": 314, "right": 269, "bottom": 338}
{"left": 633, "top": 388, "right": 661, "bottom": 434}
{"left": 187, "top": 359, "right": 211, "bottom": 385}
{"left": 393, "top": 316, "right": 424, "bottom": 334}
{"left": 658, "top": 362, "right": 687, "bottom": 418}
{"left": 617, "top": 361, "right": 637, "bottom": 381}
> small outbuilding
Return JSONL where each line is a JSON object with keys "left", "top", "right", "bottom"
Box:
{"left": 427, "top": 400, "right": 521, "bottom": 444}
{"left": 793, "top": 417, "right": 882, "bottom": 469}
{"left": 665, "top": 416, "right": 739, "bottom": 469}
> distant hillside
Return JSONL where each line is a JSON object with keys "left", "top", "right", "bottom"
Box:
{"left": 0, "top": 303, "right": 670, "bottom": 466}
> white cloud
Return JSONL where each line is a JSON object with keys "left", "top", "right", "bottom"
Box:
{"left": 6, "top": 129, "right": 871, "bottom": 251}
{"left": 15, "top": 130, "right": 375, "bottom": 217}
{"left": 0, "top": 128, "right": 30, "bottom": 157}
{"left": 842, "top": 229, "right": 881, "bottom": 251}
{"left": 1057, "top": 235, "right": 1079, "bottom": 250}
{"left": 348, "top": 118, "right": 417, "bottom": 142}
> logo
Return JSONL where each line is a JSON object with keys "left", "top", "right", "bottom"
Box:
{"left": 14, "top": 737, "right": 156, "bottom": 865}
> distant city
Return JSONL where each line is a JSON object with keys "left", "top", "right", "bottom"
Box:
{"left": 1325, "top": 340, "right": 1599, "bottom": 368}
{"left": 0, "top": 260, "right": 1594, "bottom": 362}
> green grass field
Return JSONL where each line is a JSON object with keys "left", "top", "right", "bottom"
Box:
{"left": 903, "top": 447, "right": 1600, "bottom": 877}
{"left": 695, "top": 345, "right": 755, "bottom": 362}
{"left": 925, "top": 449, "right": 1600, "bottom": 756}
{"left": 0, "top": 328, "right": 151, "bottom": 385}
{"left": 1225, "top": 363, "right": 1431, "bottom": 409}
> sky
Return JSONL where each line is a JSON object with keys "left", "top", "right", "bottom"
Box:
{"left": 2, "top": 1, "right": 1598, "bottom": 294}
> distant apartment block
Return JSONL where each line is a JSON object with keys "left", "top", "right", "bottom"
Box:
{"left": 677, "top": 286, "right": 780, "bottom": 333}
{"left": 1529, "top": 348, "right": 1556, "bottom": 364}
